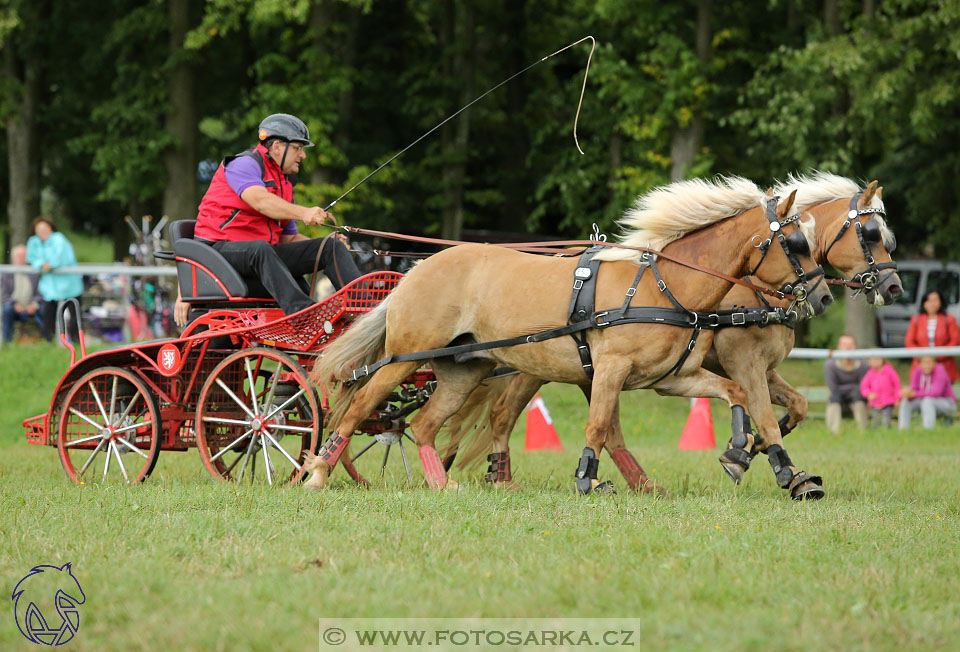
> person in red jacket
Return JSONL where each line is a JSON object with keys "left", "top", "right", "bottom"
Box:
{"left": 904, "top": 289, "right": 960, "bottom": 382}
{"left": 175, "top": 114, "right": 360, "bottom": 326}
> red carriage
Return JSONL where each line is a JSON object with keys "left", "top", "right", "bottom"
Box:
{"left": 22, "top": 220, "right": 432, "bottom": 487}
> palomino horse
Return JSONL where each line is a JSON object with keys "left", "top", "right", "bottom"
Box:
{"left": 305, "top": 177, "right": 833, "bottom": 492}
{"left": 441, "top": 173, "right": 901, "bottom": 498}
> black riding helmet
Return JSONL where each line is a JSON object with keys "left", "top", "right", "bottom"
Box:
{"left": 258, "top": 113, "right": 314, "bottom": 171}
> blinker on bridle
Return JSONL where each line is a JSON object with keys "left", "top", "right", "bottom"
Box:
{"left": 749, "top": 196, "right": 825, "bottom": 315}
{"left": 822, "top": 191, "right": 899, "bottom": 295}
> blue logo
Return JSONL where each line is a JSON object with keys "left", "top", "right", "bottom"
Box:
{"left": 12, "top": 563, "right": 85, "bottom": 646}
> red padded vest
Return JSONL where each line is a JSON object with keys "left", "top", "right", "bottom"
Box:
{"left": 195, "top": 143, "right": 293, "bottom": 244}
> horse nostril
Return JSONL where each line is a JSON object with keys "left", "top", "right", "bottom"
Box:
{"left": 889, "top": 284, "right": 903, "bottom": 298}
{"left": 821, "top": 293, "right": 835, "bottom": 308}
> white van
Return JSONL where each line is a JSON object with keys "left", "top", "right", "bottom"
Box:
{"left": 876, "top": 260, "right": 960, "bottom": 346}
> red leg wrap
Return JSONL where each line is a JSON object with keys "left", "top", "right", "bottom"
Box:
{"left": 610, "top": 448, "right": 647, "bottom": 491}
{"left": 318, "top": 431, "right": 350, "bottom": 467}
{"left": 485, "top": 451, "right": 511, "bottom": 483}
{"left": 419, "top": 446, "right": 448, "bottom": 489}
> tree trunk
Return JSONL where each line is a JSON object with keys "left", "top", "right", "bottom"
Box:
{"left": 844, "top": 289, "right": 878, "bottom": 348}
{"left": 440, "top": 1, "right": 474, "bottom": 240}
{"left": 5, "top": 47, "right": 42, "bottom": 247}
{"left": 162, "top": 0, "right": 198, "bottom": 224}
{"left": 824, "top": 0, "right": 842, "bottom": 35}
{"left": 670, "top": 0, "right": 711, "bottom": 182}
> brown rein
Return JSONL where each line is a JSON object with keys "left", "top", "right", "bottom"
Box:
{"left": 339, "top": 225, "right": 798, "bottom": 301}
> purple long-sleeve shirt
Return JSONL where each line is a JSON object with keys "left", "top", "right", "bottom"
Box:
{"left": 909, "top": 364, "right": 957, "bottom": 400}
{"left": 224, "top": 156, "right": 298, "bottom": 236}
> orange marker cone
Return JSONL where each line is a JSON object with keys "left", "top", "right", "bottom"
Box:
{"left": 678, "top": 397, "right": 716, "bottom": 450}
{"left": 525, "top": 394, "right": 565, "bottom": 452}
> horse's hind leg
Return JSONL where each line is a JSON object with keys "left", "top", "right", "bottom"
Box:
{"left": 304, "top": 361, "right": 420, "bottom": 490}
{"left": 766, "top": 369, "right": 808, "bottom": 437}
{"left": 482, "top": 373, "right": 547, "bottom": 488}
{"left": 410, "top": 358, "right": 496, "bottom": 490}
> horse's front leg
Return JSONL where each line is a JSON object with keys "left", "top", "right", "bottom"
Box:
{"left": 574, "top": 360, "right": 630, "bottom": 495}
{"left": 766, "top": 369, "right": 808, "bottom": 438}
{"left": 717, "top": 346, "right": 824, "bottom": 500}
{"left": 592, "top": 393, "right": 662, "bottom": 494}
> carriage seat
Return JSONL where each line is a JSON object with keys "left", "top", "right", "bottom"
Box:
{"left": 165, "top": 219, "right": 284, "bottom": 303}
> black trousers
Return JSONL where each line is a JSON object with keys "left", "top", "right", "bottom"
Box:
{"left": 211, "top": 237, "right": 361, "bottom": 314}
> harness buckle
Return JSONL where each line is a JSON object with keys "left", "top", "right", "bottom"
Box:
{"left": 594, "top": 311, "right": 610, "bottom": 327}
{"left": 687, "top": 338, "right": 697, "bottom": 352}
{"left": 657, "top": 279, "right": 667, "bottom": 292}
{"left": 688, "top": 312, "right": 699, "bottom": 326}
{"left": 708, "top": 313, "right": 721, "bottom": 328}
{"left": 573, "top": 279, "right": 584, "bottom": 290}
{"left": 731, "top": 312, "right": 746, "bottom": 326}
{"left": 625, "top": 287, "right": 636, "bottom": 297}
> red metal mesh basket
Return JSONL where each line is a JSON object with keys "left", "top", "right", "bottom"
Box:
{"left": 23, "top": 414, "right": 48, "bottom": 446}
{"left": 243, "top": 271, "right": 403, "bottom": 351}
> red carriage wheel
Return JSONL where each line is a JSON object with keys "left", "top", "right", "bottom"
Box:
{"left": 57, "top": 367, "right": 161, "bottom": 484}
{"left": 195, "top": 348, "right": 321, "bottom": 487}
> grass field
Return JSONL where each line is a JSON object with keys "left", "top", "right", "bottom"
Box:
{"left": 1, "top": 342, "right": 958, "bottom": 651}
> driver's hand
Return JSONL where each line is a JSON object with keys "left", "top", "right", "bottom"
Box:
{"left": 334, "top": 232, "right": 348, "bottom": 245}
{"left": 174, "top": 298, "right": 190, "bottom": 328}
{"left": 302, "top": 207, "right": 332, "bottom": 226}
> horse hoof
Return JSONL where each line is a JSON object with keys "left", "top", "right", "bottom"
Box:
{"left": 592, "top": 479, "right": 617, "bottom": 495}
{"left": 719, "top": 460, "right": 745, "bottom": 485}
{"left": 788, "top": 471, "right": 824, "bottom": 500}
{"left": 638, "top": 479, "right": 668, "bottom": 497}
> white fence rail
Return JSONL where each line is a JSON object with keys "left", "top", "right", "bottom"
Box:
{"left": 0, "top": 264, "right": 177, "bottom": 276}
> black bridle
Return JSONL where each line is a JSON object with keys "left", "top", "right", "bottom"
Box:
{"left": 822, "top": 191, "right": 898, "bottom": 295}
{"left": 748, "top": 197, "right": 825, "bottom": 315}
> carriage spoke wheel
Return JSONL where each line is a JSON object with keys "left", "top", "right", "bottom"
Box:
{"left": 196, "top": 348, "right": 321, "bottom": 487}
{"left": 340, "top": 378, "right": 433, "bottom": 487}
{"left": 57, "top": 368, "right": 161, "bottom": 484}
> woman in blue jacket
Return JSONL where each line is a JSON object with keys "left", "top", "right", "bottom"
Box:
{"left": 27, "top": 217, "right": 84, "bottom": 341}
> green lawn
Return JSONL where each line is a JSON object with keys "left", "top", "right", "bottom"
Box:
{"left": 1, "top": 342, "right": 958, "bottom": 651}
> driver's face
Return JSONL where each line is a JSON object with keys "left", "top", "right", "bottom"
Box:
{"left": 270, "top": 141, "right": 308, "bottom": 175}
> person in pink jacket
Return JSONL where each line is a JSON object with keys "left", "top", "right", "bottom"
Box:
{"left": 860, "top": 357, "right": 901, "bottom": 427}
{"left": 898, "top": 356, "right": 957, "bottom": 429}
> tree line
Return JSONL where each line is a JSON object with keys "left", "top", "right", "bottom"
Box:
{"left": 2, "top": 0, "right": 956, "bottom": 263}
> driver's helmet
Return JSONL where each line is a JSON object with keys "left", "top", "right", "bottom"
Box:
{"left": 257, "top": 113, "right": 315, "bottom": 147}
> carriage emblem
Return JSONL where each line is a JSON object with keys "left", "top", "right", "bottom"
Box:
{"left": 157, "top": 343, "right": 182, "bottom": 376}
{"left": 12, "top": 562, "right": 86, "bottom": 646}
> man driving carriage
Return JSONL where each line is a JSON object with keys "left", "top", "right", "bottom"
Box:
{"left": 174, "top": 113, "right": 361, "bottom": 326}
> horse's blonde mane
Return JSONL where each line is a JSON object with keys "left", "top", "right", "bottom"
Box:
{"left": 773, "top": 171, "right": 895, "bottom": 250}
{"left": 594, "top": 176, "right": 766, "bottom": 262}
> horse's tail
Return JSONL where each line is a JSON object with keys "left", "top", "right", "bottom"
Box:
{"left": 435, "top": 375, "right": 514, "bottom": 470}
{"left": 313, "top": 295, "right": 391, "bottom": 431}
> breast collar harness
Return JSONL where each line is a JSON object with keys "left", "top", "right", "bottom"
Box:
{"left": 747, "top": 196, "right": 825, "bottom": 318}
{"left": 821, "top": 192, "right": 898, "bottom": 296}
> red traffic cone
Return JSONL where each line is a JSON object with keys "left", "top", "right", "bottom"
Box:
{"left": 678, "top": 397, "right": 716, "bottom": 450}
{"left": 525, "top": 394, "right": 565, "bottom": 452}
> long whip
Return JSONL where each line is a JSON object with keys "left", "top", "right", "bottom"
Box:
{"left": 324, "top": 35, "right": 596, "bottom": 211}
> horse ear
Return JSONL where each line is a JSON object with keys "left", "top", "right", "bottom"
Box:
{"left": 777, "top": 189, "right": 798, "bottom": 218}
{"left": 876, "top": 185, "right": 883, "bottom": 199}
{"left": 860, "top": 180, "right": 879, "bottom": 207}
{"left": 765, "top": 187, "right": 775, "bottom": 197}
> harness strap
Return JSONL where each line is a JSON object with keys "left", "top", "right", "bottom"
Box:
{"left": 340, "top": 225, "right": 797, "bottom": 301}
